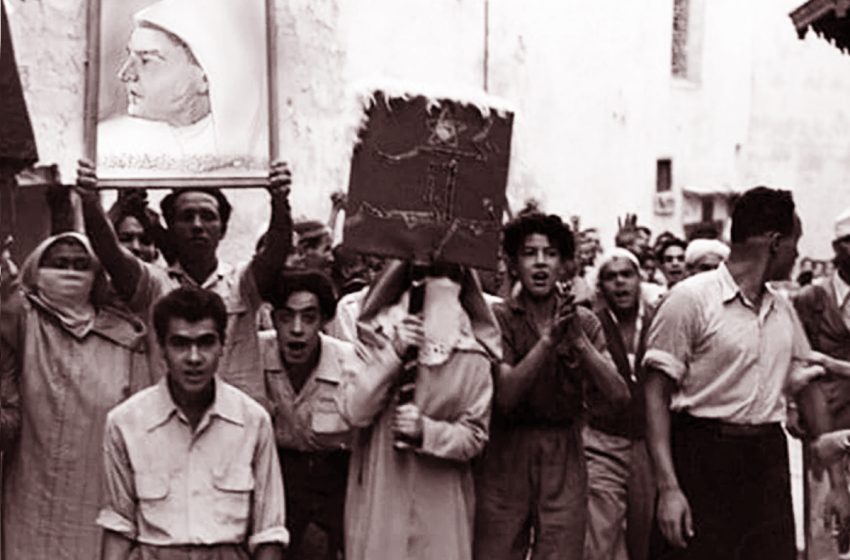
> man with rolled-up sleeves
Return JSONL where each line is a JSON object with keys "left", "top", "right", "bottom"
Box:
{"left": 98, "top": 287, "right": 287, "bottom": 560}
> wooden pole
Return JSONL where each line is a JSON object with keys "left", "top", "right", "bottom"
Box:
{"left": 265, "top": 0, "right": 280, "bottom": 165}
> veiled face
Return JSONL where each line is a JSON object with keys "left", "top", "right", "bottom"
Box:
{"left": 118, "top": 26, "right": 209, "bottom": 126}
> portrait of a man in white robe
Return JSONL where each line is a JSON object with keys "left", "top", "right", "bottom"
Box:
{"left": 96, "top": 0, "right": 269, "bottom": 179}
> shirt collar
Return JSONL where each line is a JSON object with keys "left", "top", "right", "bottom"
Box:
{"left": 168, "top": 260, "right": 232, "bottom": 290}
{"left": 834, "top": 271, "right": 850, "bottom": 308}
{"left": 146, "top": 376, "right": 244, "bottom": 432}
{"left": 717, "top": 262, "right": 777, "bottom": 313}
{"left": 264, "top": 333, "right": 344, "bottom": 384}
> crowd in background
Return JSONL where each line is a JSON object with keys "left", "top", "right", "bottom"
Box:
{"left": 3, "top": 166, "right": 850, "bottom": 560}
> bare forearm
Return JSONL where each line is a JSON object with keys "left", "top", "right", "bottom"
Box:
{"left": 252, "top": 194, "right": 292, "bottom": 299}
{"left": 573, "top": 335, "right": 629, "bottom": 405}
{"left": 494, "top": 338, "right": 551, "bottom": 412}
{"left": 100, "top": 530, "right": 133, "bottom": 560}
{"left": 645, "top": 369, "right": 680, "bottom": 491}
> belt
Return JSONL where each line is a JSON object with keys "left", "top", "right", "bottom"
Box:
{"left": 673, "top": 412, "right": 781, "bottom": 438}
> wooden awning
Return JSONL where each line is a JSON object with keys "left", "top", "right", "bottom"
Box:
{"left": 791, "top": 0, "right": 850, "bottom": 52}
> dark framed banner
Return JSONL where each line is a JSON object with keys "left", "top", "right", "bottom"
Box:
{"left": 344, "top": 89, "right": 514, "bottom": 271}
{"left": 84, "top": 0, "right": 279, "bottom": 188}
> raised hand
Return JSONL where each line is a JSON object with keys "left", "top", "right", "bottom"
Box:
{"left": 268, "top": 160, "right": 292, "bottom": 197}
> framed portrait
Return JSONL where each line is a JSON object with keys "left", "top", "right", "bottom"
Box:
{"left": 84, "top": 0, "right": 278, "bottom": 187}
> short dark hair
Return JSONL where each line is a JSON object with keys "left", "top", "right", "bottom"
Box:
{"left": 160, "top": 188, "right": 232, "bottom": 236}
{"left": 153, "top": 287, "right": 227, "bottom": 346}
{"left": 730, "top": 187, "right": 795, "bottom": 244}
{"left": 656, "top": 237, "right": 687, "bottom": 261}
{"left": 502, "top": 213, "right": 575, "bottom": 260}
{"left": 269, "top": 269, "right": 337, "bottom": 321}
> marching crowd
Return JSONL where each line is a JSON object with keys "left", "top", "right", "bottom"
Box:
{"left": 3, "top": 162, "right": 850, "bottom": 560}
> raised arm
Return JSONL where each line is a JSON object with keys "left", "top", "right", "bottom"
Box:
{"left": 75, "top": 159, "right": 142, "bottom": 300}
{"left": 252, "top": 161, "right": 293, "bottom": 301}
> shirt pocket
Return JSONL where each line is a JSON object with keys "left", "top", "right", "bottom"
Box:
{"left": 134, "top": 472, "right": 172, "bottom": 532}
{"left": 311, "top": 379, "right": 351, "bottom": 447}
{"left": 212, "top": 465, "right": 255, "bottom": 527}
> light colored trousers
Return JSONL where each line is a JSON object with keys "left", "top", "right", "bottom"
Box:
{"left": 583, "top": 426, "right": 654, "bottom": 560}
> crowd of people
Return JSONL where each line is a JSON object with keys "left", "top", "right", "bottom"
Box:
{"left": 3, "top": 162, "right": 850, "bottom": 560}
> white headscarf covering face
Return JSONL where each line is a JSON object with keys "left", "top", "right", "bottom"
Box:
{"left": 20, "top": 233, "right": 101, "bottom": 338}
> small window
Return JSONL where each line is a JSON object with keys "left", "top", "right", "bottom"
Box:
{"left": 671, "top": 0, "right": 690, "bottom": 78}
{"left": 656, "top": 159, "right": 672, "bottom": 192}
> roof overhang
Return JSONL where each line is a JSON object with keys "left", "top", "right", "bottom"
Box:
{"left": 791, "top": 0, "right": 850, "bottom": 52}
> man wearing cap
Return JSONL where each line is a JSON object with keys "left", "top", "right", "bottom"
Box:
{"left": 289, "top": 219, "right": 334, "bottom": 276}
{"left": 684, "top": 239, "right": 729, "bottom": 276}
{"left": 792, "top": 207, "right": 850, "bottom": 548}
{"left": 261, "top": 269, "right": 356, "bottom": 559}
{"left": 584, "top": 248, "right": 655, "bottom": 560}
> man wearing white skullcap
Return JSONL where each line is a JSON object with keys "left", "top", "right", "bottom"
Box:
{"left": 684, "top": 239, "right": 730, "bottom": 276}
{"left": 584, "top": 248, "right": 655, "bottom": 560}
{"left": 792, "top": 206, "right": 850, "bottom": 550}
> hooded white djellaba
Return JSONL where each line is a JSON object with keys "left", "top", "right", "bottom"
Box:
{"left": 98, "top": 0, "right": 268, "bottom": 177}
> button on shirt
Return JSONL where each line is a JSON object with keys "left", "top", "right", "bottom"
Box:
{"left": 261, "top": 332, "right": 356, "bottom": 451}
{"left": 130, "top": 261, "right": 267, "bottom": 407}
{"left": 643, "top": 264, "right": 812, "bottom": 424}
{"left": 97, "top": 378, "right": 288, "bottom": 551}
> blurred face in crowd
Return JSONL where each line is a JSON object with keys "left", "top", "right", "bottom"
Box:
{"left": 40, "top": 239, "right": 93, "bottom": 271}
{"left": 834, "top": 236, "right": 850, "bottom": 280}
{"left": 274, "top": 291, "right": 322, "bottom": 367}
{"left": 170, "top": 191, "right": 222, "bottom": 261}
{"left": 577, "top": 242, "right": 595, "bottom": 268}
{"left": 299, "top": 234, "right": 334, "bottom": 273}
{"left": 687, "top": 254, "right": 725, "bottom": 276}
{"left": 767, "top": 214, "right": 801, "bottom": 281}
{"left": 514, "top": 233, "right": 565, "bottom": 300}
{"left": 635, "top": 229, "right": 651, "bottom": 255}
{"left": 599, "top": 257, "right": 640, "bottom": 314}
{"left": 163, "top": 317, "right": 222, "bottom": 398}
{"left": 660, "top": 245, "right": 686, "bottom": 286}
{"left": 118, "top": 25, "right": 210, "bottom": 127}
{"left": 116, "top": 215, "right": 157, "bottom": 263}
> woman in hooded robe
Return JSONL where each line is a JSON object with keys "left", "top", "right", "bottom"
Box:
{"left": 0, "top": 232, "right": 150, "bottom": 560}
{"left": 337, "top": 260, "right": 501, "bottom": 560}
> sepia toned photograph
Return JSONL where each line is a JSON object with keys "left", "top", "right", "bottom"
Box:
{"left": 9, "top": 0, "right": 850, "bottom": 558}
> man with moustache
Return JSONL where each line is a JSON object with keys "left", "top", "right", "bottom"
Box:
{"left": 76, "top": 159, "right": 292, "bottom": 406}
